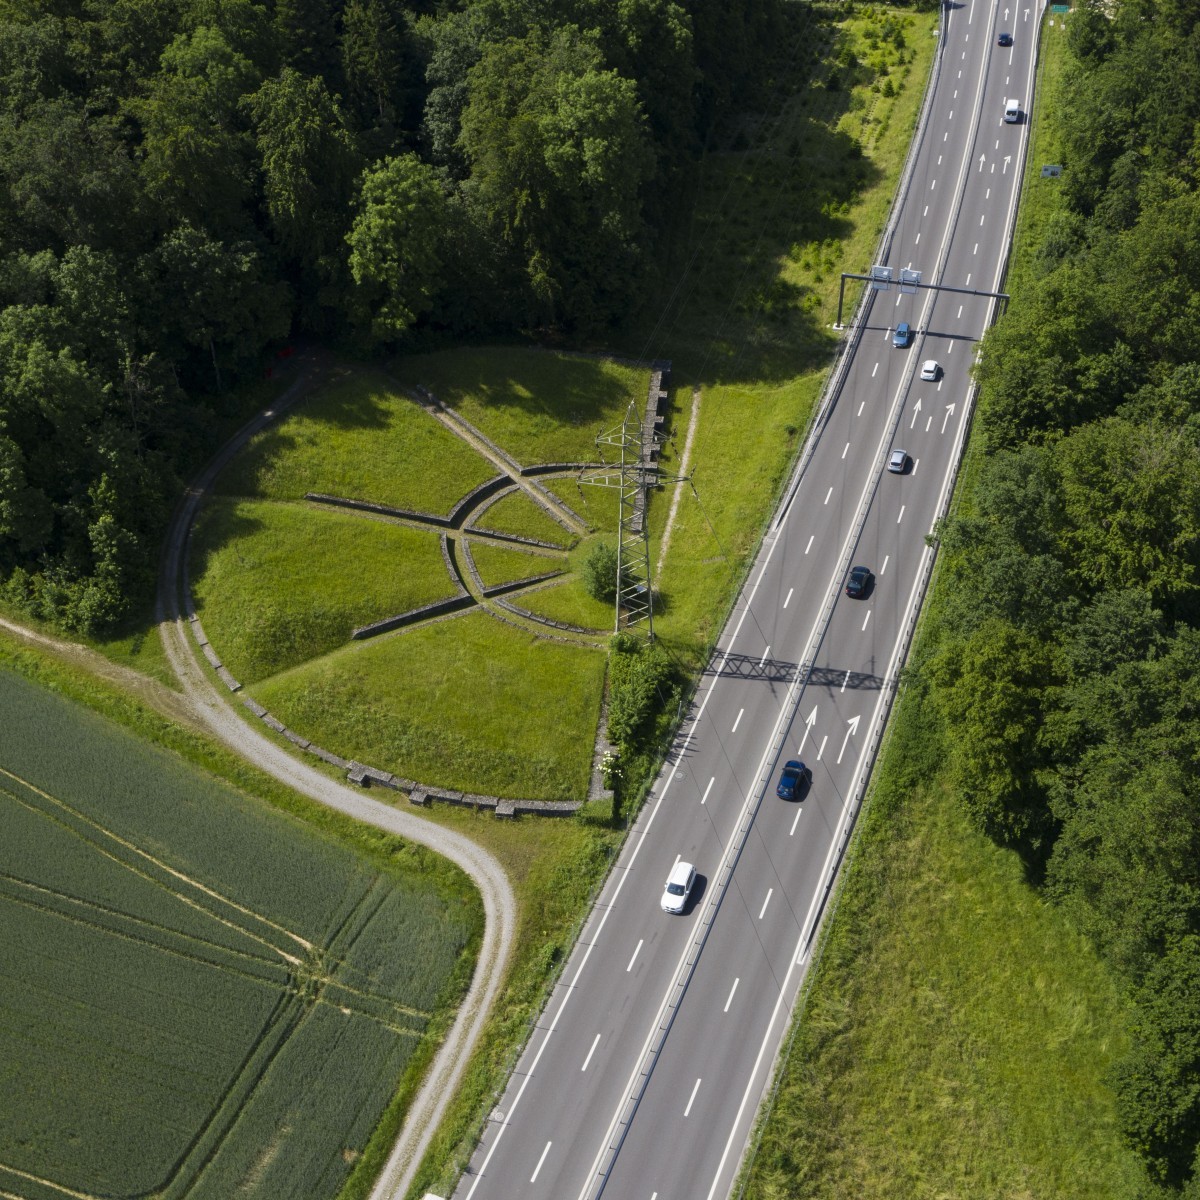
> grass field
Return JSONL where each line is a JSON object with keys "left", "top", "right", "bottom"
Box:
{"left": 740, "top": 676, "right": 1148, "bottom": 1200}
{"left": 469, "top": 488, "right": 575, "bottom": 546}
{"left": 389, "top": 348, "right": 645, "bottom": 466}
{"left": 191, "top": 498, "right": 458, "bottom": 683}
{"left": 216, "top": 369, "right": 497, "bottom": 515}
{"left": 253, "top": 610, "right": 607, "bottom": 800}
{"left": 464, "top": 538, "right": 564, "bottom": 590}
{"left": 0, "top": 660, "right": 478, "bottom": 1200}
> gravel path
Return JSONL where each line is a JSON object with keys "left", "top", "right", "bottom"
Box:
{"left": 155, "top": 358, "right": 516, "bottom": 1200}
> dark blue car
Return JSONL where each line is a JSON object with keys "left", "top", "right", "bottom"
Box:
{"left": 776, "top": 760, "right": 811, "bottom": 801}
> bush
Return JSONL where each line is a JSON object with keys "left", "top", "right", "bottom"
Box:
{"left": 582, "top": 541, "right": 625, "bottom": 603}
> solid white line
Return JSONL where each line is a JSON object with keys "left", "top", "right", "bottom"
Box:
{"left": 816, "top": 735, "right": 828, "bottom": 760}
{"left": 684, "top": 1078, "right": 701, "bottom": 1117}
{"left": 531, "top": 1141, "right": 552, "bottom": 1183}
{"left": 626, "top": 939, "right": 643, "bottom": 972}
{"left": 758, "top": 889, "right": 773, "bottom": 920}
{"left": 862, "top": 609, "right": 872, "bottom": 632}
{"left": 731, "top": 708, "right": 744, "bottom": 733}
{"left": 789, "top": 808, "right": 802, "bottom": 836}
{"left": 804, "top": 535, "right": 814, "bottom": 555}
{"left": 581, "top": 1034, "right": 601, "bottom": 1072}
{"left": 783, "top": 587, "right": 793, "bottom": 608}
{"left": 724, "top": 978, "right": 740, "bottom": 1013}
{"left": 701, "top": 777, "right": 714, "bottom": 805}
{"left": 824, "top": 487, "right": 833, "bottom": 505}
{"left": 897, "top": 505, "right": 906, "bottom": 524}
{"left": 881, "top": 554, "right": 890, "bottom": 575}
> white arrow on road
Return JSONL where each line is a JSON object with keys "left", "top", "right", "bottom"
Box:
{"left": 836, "top": 715, "right": 861, "bottom": 765}
{"left": 978, "top": 153, "right": 986, "bottom": 172}
{"left": 1004, "top": 5, "right": 1010, "bottom": 17}
{"left": 797, "top": 705, "right": 818, "bottom": 755}
{"left": 909, "top": 398, "right": 923, "bottom": 429}
{"left": 1003, "top": 154, "right": 1011, "bottom": 174}
{"left": 941, "top": 402, "right": 956, "bottom": 434}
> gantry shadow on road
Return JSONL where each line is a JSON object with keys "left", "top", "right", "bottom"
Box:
{"left": 701, "top": 653, "right": 885, "bottom": 693}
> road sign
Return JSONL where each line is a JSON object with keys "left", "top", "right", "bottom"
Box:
{"left": 870, "top": 265, "right": 893, "bottom": 291}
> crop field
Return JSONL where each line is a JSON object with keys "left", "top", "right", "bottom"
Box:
{"left": 0, "top": 667, "right": 477, "bottom": 1200}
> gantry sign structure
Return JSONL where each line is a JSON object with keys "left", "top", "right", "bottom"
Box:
{"left": 835, "top": 263, "right": 1009, "bottom": 328}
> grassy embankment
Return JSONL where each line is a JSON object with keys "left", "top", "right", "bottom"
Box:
{"left": 739, "top": 16, "right": 1152, "bottom": 1199}
{"left": 0, "top": 630, "right": 481, "bottom": 1200}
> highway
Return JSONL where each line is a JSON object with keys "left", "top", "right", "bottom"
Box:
{"left": 452, "top": 2, "right": 1040, "bottom": 1197}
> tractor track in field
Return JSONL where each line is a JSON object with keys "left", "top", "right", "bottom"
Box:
{"left": 153, "top": 354, "right": 517, "bottom": 1200}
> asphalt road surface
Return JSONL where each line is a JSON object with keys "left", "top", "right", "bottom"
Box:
{"left": 455, "top": 3, "right": 1041, "bottom": 1197}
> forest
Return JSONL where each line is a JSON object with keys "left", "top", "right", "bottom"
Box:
{"left": 927, "top": 0, "right": 1200, "bottom": 1191}
{"left": 0, "top": 0, "right": 785, "bottom": 632}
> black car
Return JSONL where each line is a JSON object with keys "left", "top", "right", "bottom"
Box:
{"left": 776, "top": 760, "right": 811, "bottom": 801}
{"left": 846, "top": 565, "right": 872, "bottom": 598}
{"left": 997, "top": 31, "right": 1013, "bottom": 45}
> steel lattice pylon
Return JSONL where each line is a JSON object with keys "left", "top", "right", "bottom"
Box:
{"left": 581, "top": 397, "right": 686, "bottom": 640}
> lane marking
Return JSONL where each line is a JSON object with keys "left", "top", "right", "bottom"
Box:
{"left": 758, "top": 889, "right": 773, "bottom": 920}
{"left": 912, "top": 458, "right": 920, "bottom": 475}
{"left": 824, "top": 487, "right": 833, "bottom": 505}
{"left": 840, "top": 669, "right": 850, "bottom": 693}
{"left": 857, "top": 400, "right": 865, "bottom": 416}
{"left": 926, "top": 416, "right": 932, "bottom": 431}
{"left": 531, "top": 1141, "right": 552, "bottom": 1184}
{"left": 923, "top": 204, "right": 928, "bottom": 216}
{"left": 842, "top": 442, "right": 850, "bottom": 459}
{"left": 783, "top": 587, "right": 793, "bottom": 608}
{"left": 980, "top": 213, "right": 985, "bottom": 226}
{"left": 973, "top": 242, "right": 979, "bottom": 254}
{"left": 897, "top": 504, "right": 906, "bottom": 524}
{"left": 816, "top": 735, "right": 828, "bottom": 760}
{"left": 805, "top": 535, "right": 814, "bottom": 554}
{"left": 789, "top": 808, "right": 802, "bottom": 836}
{"left": 581, "top": 1034, "right": 601, "bottom": 1072}
{"left": 957, "top": 304, "right": 963, "bottom": 318}
{"left": 881, "top": 554, "right": 890, "bottom": 575}
{"left": 684, "top": 1078, "right": 701, "bottom": 1117}
{"left": 724, "top": 978, "right": 740, "bottom": 1013}
{"left": 914, "top": 232, "right": 920, "bottom": 245}
{"left": 862, "top": 609, "right": 872, "bottom": 632}
{"left": 701, "top": 777, "right": 714, "bottom": 805}
{"left": 760, "top": 646, "right": 771, "bottom": 666}
{"left": 871, "top": 362, "right": 879, "bottom": 377}
{"left": 731, "top": 708, "right": 744, "bottom": 733}
{"left": 626, "top": 939, "right": 643, "bottom": 972}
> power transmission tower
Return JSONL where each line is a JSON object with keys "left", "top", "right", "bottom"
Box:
{"left": 580, "top": 394, "right": 687, "bottom": 640}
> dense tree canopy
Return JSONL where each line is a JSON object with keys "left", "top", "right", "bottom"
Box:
{"left": 0, "top": 0, "right": 787, "bottom": 632}
{"left": 930, "top": 1, "right": 1200, "bottom": 1187}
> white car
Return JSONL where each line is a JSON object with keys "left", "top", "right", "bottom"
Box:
{"left": 661, "top": 860, "right": 696, "bottom": 913}
{"left": 919, "top": 359, "right": 941, "bottom": 381}
{"left": 888, "top": 449, "right": 909, "bottom": 474}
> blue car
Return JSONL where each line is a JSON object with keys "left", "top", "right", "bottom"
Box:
{"left": 776, "top": 760, "right": 811, "bottom": 801}
{"left": 997, "top": 31, "right": 1013, "bottom": 46}
{"left": 892, "top": 321, "right": 912, "bottom": 348}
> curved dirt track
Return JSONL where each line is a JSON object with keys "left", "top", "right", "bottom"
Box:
{"left": 156, "top": 358, "right": 516, "bottom": 1200}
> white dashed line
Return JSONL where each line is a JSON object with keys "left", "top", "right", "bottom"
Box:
{"left": 842, "top": 442, "right": 850, "bottom": 459}
{"left": 700, "top": 777, "right": 714, "bottom": 805}
{"left": 627, "top": 939, "right": 643, "bottom": 971}
{"left": 724, "top": 978, "right": 740, "bottom": 1013}
{"left": 817, "top": 735, "right": 828, "bottom": 760}
{"left": 531, "top": 1142, "right": 552, "bottom": 1184}
{"left": 805, "top": 535, "right": 814, "bottom": 554}
{"left": 824, "top": 487, "right": 833, "bottom": 505}
{"left": 684, "top": 1079, "right": 701, "bottom": 1117}
{"left": 897, "top": 505, "right": 906, "bottom": 524}
{"left": 789, "top": 808, "right": 802, "bottom": 836}
{"left": 872, "top": 362, "right": 879, "bottom": 377}
{"left": 857, "top": 400, "right": 866, "bottom": 416}
{"left": 731, "top": 708, "right": 744, "bottom": 733}
{"left": 881, "top": 554, "right": 890, "bottom": 575}
{"left": 758, "top": 889, "right": 773, "bottom": 920}
{"left": 581, "top": 1034, "right": 601, "bottom": 1072}
{"left": 840, "top": 669, "right": 850, "bottom": 693}
{"left": 862, "top": 610, "right": 872, "bottom": 632}
{"left": 784, "top": 587, "right": 793, "bottom": 608}
{"left": 760, "top": 646, "right": 771, "bottom": 666}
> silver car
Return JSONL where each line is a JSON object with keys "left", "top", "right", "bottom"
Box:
{"left": 919, "top": 359, "right": 941, "bottom": 381}
{"left": 888, "top": 449, "right": 909, "bottom": 473}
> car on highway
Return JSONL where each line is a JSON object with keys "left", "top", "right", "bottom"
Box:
{"left": 776, "top": 760, "right": 811, "bottom": 801}
{"left": 997, "top": 31, "right": 1013, "bottom": 45}
{"left": 846, "top": 565, "right": 872, "bottom": 598}
{"left": 919, "top": 359, "right": 941, "bottom": 381}
{"left": 892, "top": 322, "right": 912, "bottom": 348}
{"left": 888, "top": 449, "right": 909, "bottom": 474}
{"left": 661, "top": 860, "right": 696, "bottom": 913}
